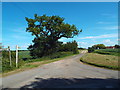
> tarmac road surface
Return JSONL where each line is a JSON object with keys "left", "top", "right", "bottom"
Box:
{"left": 1, "top": 51, "right": 119, "bottom": 88}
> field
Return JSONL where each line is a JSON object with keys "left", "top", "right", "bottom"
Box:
{"left": 93, "top": 49, "right": 120, "bottom": 56}
{"left": 19, "top": 50, "right": 32, "bottom": 59}
{"left": 80, "top": 49, "right": 119, "bottom": 70}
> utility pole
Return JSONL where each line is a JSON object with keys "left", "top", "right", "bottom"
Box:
{"left": 8, "top": 46, "right": 12, "bottom": 67}
{"left": 16, "top": 45, "right": 18, "bottom": 68}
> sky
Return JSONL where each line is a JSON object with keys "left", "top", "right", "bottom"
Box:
{"left": 1, "top": 0, "right": 120, "bottom": 2}
{"left": 2, "top": 2, "right": 118, "bottom": 50}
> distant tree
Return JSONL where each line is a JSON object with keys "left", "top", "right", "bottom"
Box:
{"left": 25, "top": 14, "right": 82, "bottom": 58}
{"left": 92, "top": 44, "right": 106, "bottom": 49}
{"left": 72, "top": 40, "right": 79, "bottom": 54}
{"left": 115, "top": 44, "right": 120, "bottom": 48}
{"left": 78, "top": 47, "right": 86, "bottom": 50}
{"left": 59, "top": 40, "right": 79, "bottom": 54}
{"left": 0, "top": 43, "right": 2, "bottom": 49}
{"left": 88, "top": 47, "right": 94, "bottom": 53}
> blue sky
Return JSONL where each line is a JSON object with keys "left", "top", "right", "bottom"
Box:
{"left": 2, "top": 2, "right": 118, "bottom": 50}
{"left": 2, "top": 0, "right": 120, "bottom": 2}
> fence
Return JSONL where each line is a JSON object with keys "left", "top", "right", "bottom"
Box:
{"left": 2, "top": 45, "right": 19, "bottom": 67}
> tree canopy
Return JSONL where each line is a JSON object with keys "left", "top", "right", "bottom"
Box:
{"left": 92, "top": 44, "right": 106, "bottom": 49}
{"left": 114, "top": 44, "right": 120, "bottom": 48}
{"left": 0, "top": 43, "right": 2, "bottom": 49}
{"left": 59, "top": 40, "right": 79, "bottom": 54}
{"left": 25, "top": 14, "right": 82, "bottom": 58}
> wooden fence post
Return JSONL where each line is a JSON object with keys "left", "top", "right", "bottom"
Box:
{"left": 8, "top": 46, "right": 12, "bottom": 67}
{"left": 16, "top": 45, "right": 18, "bottom": 67}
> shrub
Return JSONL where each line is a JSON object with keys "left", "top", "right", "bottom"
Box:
{"left": 88, "top": 47, "right": 94, "bottom": 53}
{"left": 2, "top": 50, "right": 25, "bottom": 72}
{"left": 92, "top": 44, "right": 106, "bottom": 49}
{"left": 49, "top": 53, "right": 61, "bottom": 59}
{"left": 2, "top": 50, "right": 16, "bottom": 59}
{"left": 59, "top": 40, "right": 79, "bottom": 54}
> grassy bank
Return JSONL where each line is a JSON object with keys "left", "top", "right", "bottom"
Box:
{"left": 1, "top": 51, "right": 78, "bottom": 77}
{"left": 93, "top": 49, "right": 120, "bottom": 56}
{"left": 80, "top": 49, "right": 119, "bottom": 70}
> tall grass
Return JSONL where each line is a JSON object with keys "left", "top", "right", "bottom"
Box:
{"left": 2, "top": 50, "right": 25, "bottom": 73}
{"left": 2, "top": 50, "right": 76, "bottom": 73}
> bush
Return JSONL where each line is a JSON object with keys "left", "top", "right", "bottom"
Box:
{"left": 92, "top": 44, "right": 106, "bottom": 49}
{"left": 49, "top": 53, "right": 61, "bottom": 59}
{"left": 59, "top": 40, "right": 79, "bottom": 54}
{"left": 88, "top": 47, "right": 94, "bottom": 53}
{"left": 2, "top": 50, "right": 16, "bottom": 59}
{"left": 2, "top": 50, "right": 25, "bottom": 72}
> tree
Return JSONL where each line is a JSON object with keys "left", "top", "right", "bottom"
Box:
{"left": 25, "top": 14, "right": 82, "bottom": 58}
{"left": 92, "top": 44, "right": 106, "bottom": 49}
{"left": 115, "top": 44, "right": 120, "bottom": 48}
{"left": 72, "top": 40, "right": 79, "bottom": 54}
{"left": 88, "top": 47, "right": 94, "bottom": 53}
{"left": 0, "top": 43, "right": 2, "bottom": 49}
{"left": 59, "top": 40, "right": 79, "bottom": 54}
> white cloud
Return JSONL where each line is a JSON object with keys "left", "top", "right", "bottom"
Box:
{"left": 59, "top": 37, "right": 71, "bottom": 42}
{"left": 116, "top": 39, "right": 120, "bottom": 41}
{"left": 20, "top": 43, "right": 31, "bottom": 48}
{"left": 21, "top": 45, "right": 28, "bottom": 48}
{"left": 104, "top": 26, "right": 118, "bottom": 30}
{"left": 78, "top": 41, "right": 96, "bottom": 48}
{"left": 101, "top": 39, "right": 118, "bottom": 46}
{"left": 97, "top": 21, "right": 116, "bottom": 24}
{"left": 101, "top": 13, "right": 117, "bottom": 18}
{"left": 78, "top": 42, "right": 88, "bottom": 45}
{"left": 63, "top": 42, "right": 67, "bottom": 44}
{"left": 102, "top": 39, "right": 115, "bottom": 45}
{"left": 0, "top": 38, "right": 2, "bottom": 42}
{"left": 12, "top": 35, "right": 26, "bottom": 39}
{"left": 78, "top": 42, "right": 88, "bottom": 47}
{"left": 80, "top": 33, "right": 118, "bottom": 39}
{"left": 3, "top": 44, "right": 16, "bottom": 49}
{"left": 12, "top": 27, "right": 26, "bottom": 33}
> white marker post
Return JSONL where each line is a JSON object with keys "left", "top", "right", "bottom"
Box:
{"left": 8, "top": 46, "right": 12, "bottom": 67}
{"left": 16, "top": 45, "right": 18, "bottom": 68}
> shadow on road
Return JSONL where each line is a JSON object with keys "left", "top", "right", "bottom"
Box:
{"left": 18, "top": 78, "right": 120, "bottom": 89}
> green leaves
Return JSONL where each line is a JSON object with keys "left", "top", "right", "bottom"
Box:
{"left": 25, "top": 14, "right": 82, "bottom": 58}
{"left": 25, "top": 14, "right": 81, "bottom": 39}
{"left": 92, "top": 44, "right": 106, "bottom": 49}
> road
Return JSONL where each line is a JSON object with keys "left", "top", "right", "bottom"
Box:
{"left": 1, "top": 51, "right": 119, "bottom": 88}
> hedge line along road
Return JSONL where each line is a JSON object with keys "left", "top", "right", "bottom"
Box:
{"left": 1, "top": 51, "right": 119, "bottom": 88}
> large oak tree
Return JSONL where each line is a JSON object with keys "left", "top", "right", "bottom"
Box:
{"left": 25, "top": 14, "right": 82, "bottom": 58}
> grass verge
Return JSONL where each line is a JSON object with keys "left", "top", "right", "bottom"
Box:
{"left": 1, "top": 52, "right": 78, "bottom": 77}
{"left": 80, "top": 53, "right": 119, "bottom": 70}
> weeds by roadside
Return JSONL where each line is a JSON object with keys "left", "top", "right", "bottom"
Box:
{"left": 1, "top": 51, "right": 78, "bottom": 76}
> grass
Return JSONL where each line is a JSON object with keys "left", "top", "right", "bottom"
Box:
{"left": 93, "top": 49, "right": 120, "bottom": 56}
{"left": 1, "top": 51, "right": 78, "bottom": 77}
{"left": 80, "top": 49, "right": 119, "bottom": 70}
{"left": 21, "top": 51, "right": 75, "bottom": 69}
{"left": 19, "top": 50, "right": 32, "bottom": 59}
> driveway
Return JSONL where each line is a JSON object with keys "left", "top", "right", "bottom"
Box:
{"left": 1, "top": 51, "right": 119, "bottom": 88}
